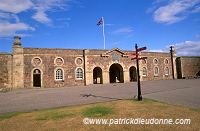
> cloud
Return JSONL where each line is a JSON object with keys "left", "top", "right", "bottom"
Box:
{"left": 105, "top": 24, "right": 115, "bottom": 26}
{"left": 0, "top": 0, "right": 74, "bottom": 36}
{"left": 0, "top": 12, "right": 34, "bottom": 37}
{"left": 192, "top": 5, "right": 200, "bottom": 13}
{"left": 0, "top": 21, "right": 35, "bottom": 37}
{"left": 32, "top": 11, "right": 52, "bottom": 25}
{"left": 32, "top": 0, "right": 71, "bottom": 25}
{"left": 149, "top": 41, "right": 200, "bottom": 56}
{"left": 0, "top": 0, "right": 33, "bottom": 13}
{"left": 112, "top": 41, "right": 122, "bottom": 45}
{"left": 149, "top": 49, "right": 166, "bottom": 52}
{"left": 112, "top": 27, "right": 133, "bottom": 35}
{"left": 0, "top": 12, "right": 20, "bottom": 23}
{"left": 196, "top": 35, "right": 200, "bottom": 38}
{"left": 172, "top": 41, "right": 200, "bottom": 56}
{"left": 153, "top": 0, "right": 200, "bottom": 24}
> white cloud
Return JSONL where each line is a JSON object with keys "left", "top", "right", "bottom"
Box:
{"left": 0, "top": 12, "right": 20, "bottom": 23}
{"left": 149, "top": 49, "right": 166, "bottom": 52}
{"left": 32, "top": 0, "right": 71, "bottom": 25}
{"left": 150, "top": 41, "right": 200, "bottom": 56}
{"left": 196, "top": 35, "right": 200, "bottom": 38}
{"left": 112, "top": 41, "right": 122, "bottom": 45}
{"left": 0, "top": 0, "right": 33, "bottom": 13}
{"left": 172, "top": 41, "right": 200, "bottom": 56}
{"left": 153, "top": 0, "right": 200, "bottom": 24}
{"left": 0, "top": 21, "right": 35, "bottom": 37}
{"left": 105, "top": 24, "right": 115, "bottom": 26}
{"left": 112, "top": 27, "right": 133, "bottom": 35}
{"left": 0, "top": 0, "right": 74, "bottom": 36}
{"left": 32, "top": 11, "right": 52, "bottom": 25}
{"left": 192, "top": 6, "right": 200, "bottom": 13}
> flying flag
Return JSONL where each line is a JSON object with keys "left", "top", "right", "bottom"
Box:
{"left": 96, "top": 18, "right": 103, "bottom": 26}
{"left": 97, "top": 17, "right": 106, "bottom": 49}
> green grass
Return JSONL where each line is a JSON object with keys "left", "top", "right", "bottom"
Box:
{"left": 83, "top": 106, "right": 114, "bottom": 117}
{"left": 0, "top": 98, "right": 200, "bottom": 131}
{"left": 0, "top": 112, "right": 22, "bottom": 119}
{"left": 35, "top": 110, "right": 76, "bottom": 120}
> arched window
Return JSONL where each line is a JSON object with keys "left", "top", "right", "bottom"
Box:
{"left": 154, "top": 67, "right": 159, "bottom": 76}
{"left": 142, "top": 67, "right": 147, "bottom": 76}
{"left": 76, "top": 68, "right": 83, "bottom": 80}
{"left": 165, "top": 67, "right": 169, "bottom": 75}
{"left": 56, "top": 69, "right": 63, "bottom": 80}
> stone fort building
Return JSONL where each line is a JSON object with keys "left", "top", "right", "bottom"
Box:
{"left": 0, "top": 37, "right": 200, "bottom": 89}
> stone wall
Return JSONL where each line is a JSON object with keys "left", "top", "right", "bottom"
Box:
{"left": 140, "top": 52, "right": 173, "bottom": 81}
{"left": 0, "top": 47, "right": 176, "bottom": 89}
{"left": 176, "top": 56, "right": 200, "bottom": 78}
{"left": 12, "top": 45, "right": 24, "bottom": 88}
{"left": 84, "top": 49, "right": 174, "bottom": 85}
{"left": 0, "top": 53, "right": 12, "bottom": 89}
{"left": 23, "top": 48, "right": 84, "bottom": 88}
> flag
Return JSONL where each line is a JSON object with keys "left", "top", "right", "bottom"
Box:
{"left": 96, "top": 18, "right": 103, "bottom": 26}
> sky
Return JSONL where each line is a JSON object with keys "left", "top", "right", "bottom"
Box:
{"left": 0, "top": 0, "right": 200, "bottom": 56}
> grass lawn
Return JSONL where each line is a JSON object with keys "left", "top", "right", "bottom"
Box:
{"left": 0, "top": 98, "right": 199, "bottom": 131}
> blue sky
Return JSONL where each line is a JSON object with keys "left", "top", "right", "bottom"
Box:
{"left": 0, "top": 0, "right": 200, "bottom": 56}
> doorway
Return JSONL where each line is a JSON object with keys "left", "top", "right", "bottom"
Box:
{"left": 33, "top": 69, "right": 41, "bottom": 87}
{"left": 129, "top": 66, "right": 137, "bottom": 82}
{"left": 109, "top": 64, "right": 124, "bottom": 83}
{"left": 93, "top": 67, "right": 103, "bottom": 84}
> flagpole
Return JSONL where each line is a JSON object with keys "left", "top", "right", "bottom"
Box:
{"left": 102, "top": 16, "right": 106, "bottom": 49}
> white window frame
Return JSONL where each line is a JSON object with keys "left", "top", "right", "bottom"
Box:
{"left": 154, "top": 67, "right": 159, "bottom": 76}
{"left": 142, "top": 67, "right": 147, "bottom": 76}
{"left": 56, "top": 69, "right": 63, "bottom": 80}
{"left": 165, "top": 67, "right": 169, "bottom": 75}
{"left": 76, "top": 68, "right": 83, "bottom": 80}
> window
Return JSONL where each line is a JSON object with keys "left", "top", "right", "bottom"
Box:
{"left": 165, "top": 67, "right": 169, "bottom": 75}
{"left": 76, "top": 68, "right": 83, "bottom": 80}
{"left": 56, "top": 69, "right": 63, "bottom": 80}
{"left": 154, "top": 67, "right": 159, "bottom": 76}
{"left": 165, "top": 59, "right": 169, "bottom": 64}
{"left": 154, "top": 59, "right": 158, "bottom": 64}
{"left": 142, "top": 67, "right": 147, "bottom": 76}
{"left": 142, "top": 59, "right": 147, "bottom": 64}
{"left": 33, "top": 69, "right": 40, "bottom": 74}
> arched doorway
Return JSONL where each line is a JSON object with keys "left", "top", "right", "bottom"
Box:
{"left": 93, "top": 67, "right": 103, "bottom": 84}
{"left": 129, "top": 66, "right": 137, "bottom": 82}
{"left": 33, "top": 69, "right": 41, "bottom": 87}
{"left": 109, "top": 64, "right": 124, "bottom": 83}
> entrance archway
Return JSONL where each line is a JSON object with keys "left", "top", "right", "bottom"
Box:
{"left": 33, "top": 69, "right": 41, "bottom": 87}
{"left": 93, "top": 67, "right": 103, "bottom": 84}
{"left": 109, "top": 64, "right": 124, "bottom": 83}
{"left": 129, "top": 66, "right": 137, "bottom": 82}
